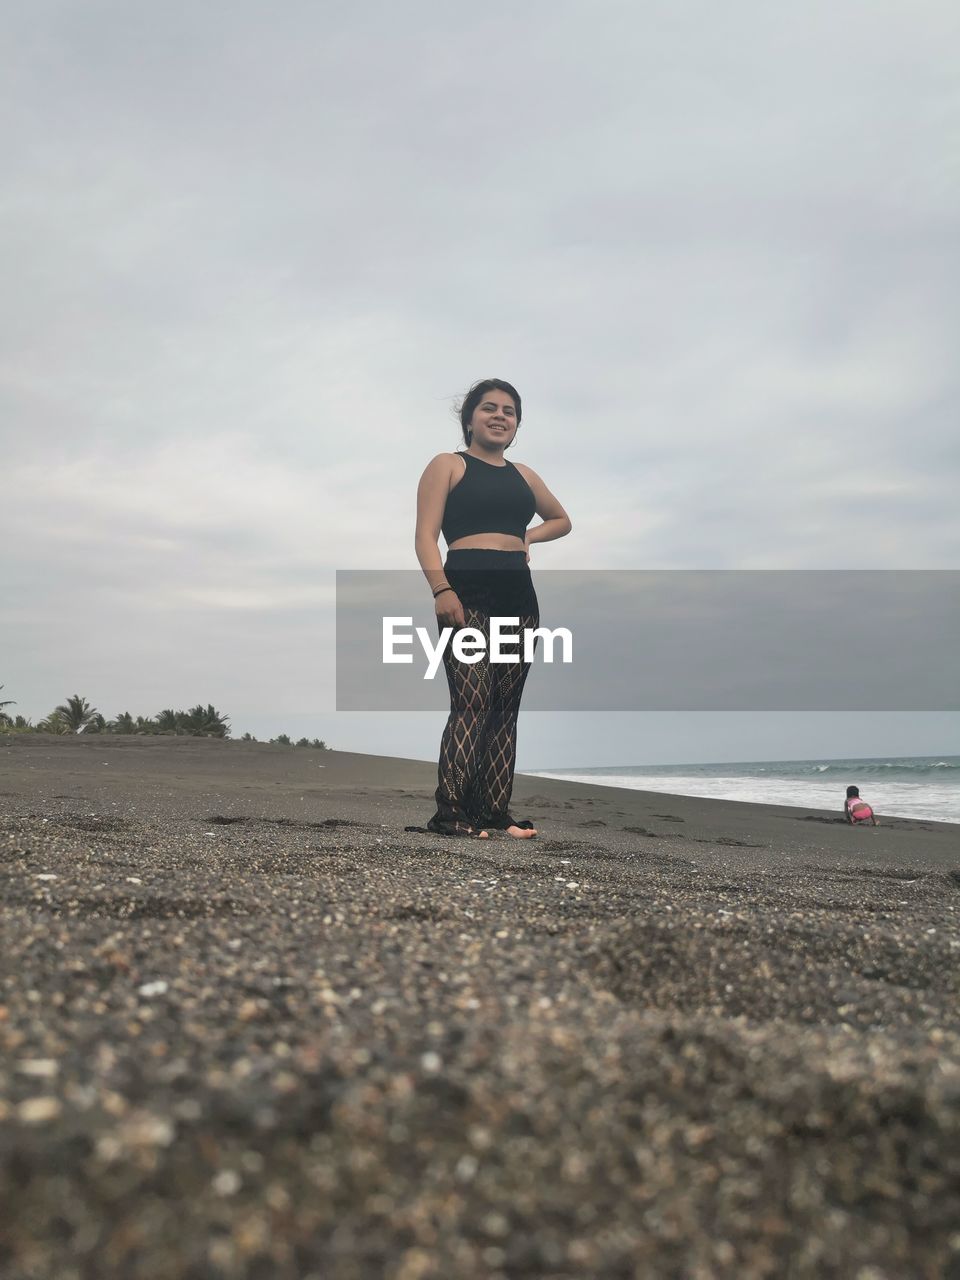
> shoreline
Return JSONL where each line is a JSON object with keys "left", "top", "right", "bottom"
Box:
{"left": 3, "top": 732, "right": 957, "bottom": 847}
{"left": 525, "top": 766, "right": 960, "bottom": 827}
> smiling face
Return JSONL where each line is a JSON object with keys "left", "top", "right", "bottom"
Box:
{"left": 469, "top": 390, "right": 519, "bottom": 451}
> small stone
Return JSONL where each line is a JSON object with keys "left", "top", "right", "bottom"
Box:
{"left": 18, "top": 1059, "right": 59, "bottom": 1079}
{"left": 18, "top": 1097, "right": 62, "bottom": 1123}
{"left": 420, "top": 1052, "right": 442, "bottom": 1074}
{"left": 212, "top": 1169, "right": 242, "bottom": 1196}
{"left": 138, "top": 981, "right": 169, "bottom": 998}
{"left": 126, "top": 1114, "right": 175, "bottom": 1146}
{"left": 95, "top": 1135, "right": 124, "bottom": 1162}
{"left": 482, "top": 1211, "right": 510, "bottom": 1238}
{"left": 207, "top": 1239, "right": 236, "bottom": 1269}
{"left": 469, "top": 1125, "right": 493, "bottom": 1150}
{"left": 265, "top": 1183, "right": 290, "bottom": 1211}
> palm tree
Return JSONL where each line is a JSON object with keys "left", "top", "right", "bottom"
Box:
{"left": 183, "top": 704, "right": 230, "bottom": 738}
{"left": 109, "top": 711, "right": 136, "bottom": 735}
{"left": 156, "top": 709, "right": 179, "bottom": 734}
{"left": 37, "top": 710, "right": 69, "bottom": 734}
{"left": 311, "top": 738, "right": 328, "bottom": 750}
{"left": 135, "top": 715, "right": 158, "bottom": 734}
{"left": 55, "top": 694, "right": 99, "bottom": 734}
{"left": 85, "top": 713, "right": 106, "bottom": 734}
{"left": 0, "top": 685, "right": 14, "bottom": 727}
{"left": 273, "top": 733, "right": 291, "bottom": 746}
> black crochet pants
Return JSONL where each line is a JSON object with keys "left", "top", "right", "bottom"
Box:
{"left": 428, "top": 552, "right": 538, "bottom": 834}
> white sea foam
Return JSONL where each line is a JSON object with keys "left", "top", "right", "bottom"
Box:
{"left": 527, "top": 759, "right": 960, "bottom": 824}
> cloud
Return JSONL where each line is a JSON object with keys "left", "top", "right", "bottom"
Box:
{"left": 2, "top": 0, "right": 957, "bottom": 744}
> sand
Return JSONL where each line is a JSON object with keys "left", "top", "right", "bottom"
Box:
{"left": 1, "top": 734, "right": 958, "bottom": 1279}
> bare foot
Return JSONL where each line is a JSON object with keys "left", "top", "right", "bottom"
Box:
{"left": 506, "top": 824, "right": 537, "bottom": 838}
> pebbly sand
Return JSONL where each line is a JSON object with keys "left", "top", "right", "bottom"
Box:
{"left": 0, "top": 734, "right": 958, "bottom": 1279}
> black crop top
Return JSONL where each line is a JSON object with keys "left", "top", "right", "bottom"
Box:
{"left": 441, "top": 453, "right": 537, "bottom": 545}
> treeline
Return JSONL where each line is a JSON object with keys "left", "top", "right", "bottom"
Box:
{"left": 0, "top": 689, "right": 328, "bottom": 749}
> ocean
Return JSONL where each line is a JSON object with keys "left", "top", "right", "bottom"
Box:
{"left": 528, "top": 756, "right": 960, "bottom": 825}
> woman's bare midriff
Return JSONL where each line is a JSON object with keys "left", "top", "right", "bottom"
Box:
{"left": 446, "top": 533, "right": 526, "bottom": 551}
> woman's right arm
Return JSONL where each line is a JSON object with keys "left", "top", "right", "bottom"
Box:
{"left": 415, "top": 455, "right": 465, "bottom": 628}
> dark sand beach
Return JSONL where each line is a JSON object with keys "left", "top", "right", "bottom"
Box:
{"left": 1, "top": 734, "right": 958, "bottom": 1279}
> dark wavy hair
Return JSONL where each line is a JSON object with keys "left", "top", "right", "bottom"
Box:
{"left": 457, "top": 378, "right": 522, "bottom": 446}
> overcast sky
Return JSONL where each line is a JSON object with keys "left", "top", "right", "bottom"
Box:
{"left": 2, "top": 1, "right": 958, "bottom": 765}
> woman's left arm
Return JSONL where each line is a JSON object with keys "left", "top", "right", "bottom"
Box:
{"left": 515, "top": 465, "right": 572, "bottom": 552}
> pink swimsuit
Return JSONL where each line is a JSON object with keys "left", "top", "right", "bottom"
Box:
{"left": 847, "top": 799, "right": 874, "bottom": 823}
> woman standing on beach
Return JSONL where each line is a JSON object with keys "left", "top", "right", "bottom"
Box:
{"left": 415, "top": 379, "right": 572, "bottom": 838}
